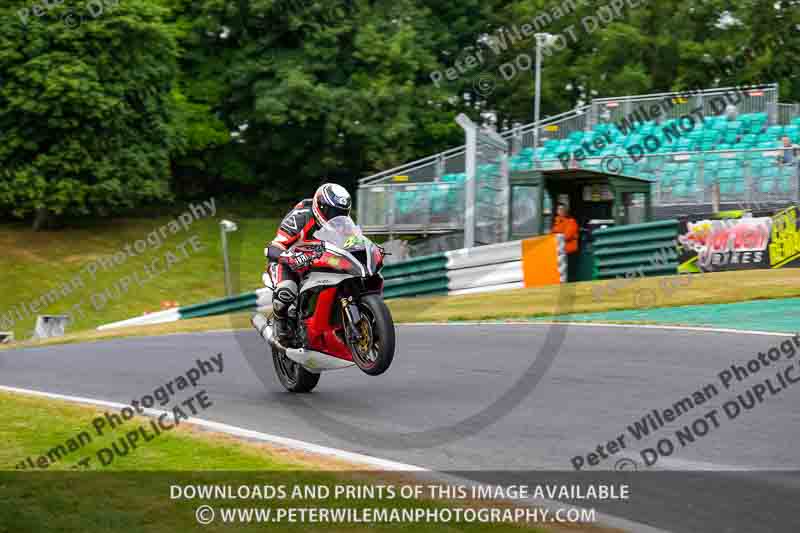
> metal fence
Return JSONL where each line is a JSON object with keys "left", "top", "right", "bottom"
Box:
{"left": 553, "top": 147, "right": 799, "bottom": 206}
{"left": 590, "top": 84, "right": 780, "bottom": 131}
{"left": 473, "top": 129, "right": 509, "bottom": 246}
{"left": 359, "top": 107, "right": 588, "bottom": 187}
{"left": 358, "top": 83, "right": 797, "bottom": 235}
{"left": 358, "top": 148, "right": 799, "bottom": 234}
{"left": 779, "top": 103, "right": 800, "bottom": 125}
{"left": 357, "top": 181, "right": 465, "bottom": 234}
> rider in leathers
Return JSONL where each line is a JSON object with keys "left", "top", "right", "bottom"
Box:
{"left": 265, "top": 183, "right": 353, "bottom": 343}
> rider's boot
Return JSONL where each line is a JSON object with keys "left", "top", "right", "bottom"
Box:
{"left": 272, "top": 278, "right": 298, "bottom": 346}
{"left": 273, "top": 315, "right": 293, "bottom": 345}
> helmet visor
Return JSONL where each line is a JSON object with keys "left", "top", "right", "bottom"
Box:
{"left": 319, "top": 204, "right": 350, "bottom": 222}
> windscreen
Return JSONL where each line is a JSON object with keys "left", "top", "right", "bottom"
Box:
{"left": 312, "top": 216, "right": 372, "bottom": 250}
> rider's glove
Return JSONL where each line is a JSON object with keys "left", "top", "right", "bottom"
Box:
{"left": 278, "top": 249, "right": 316, "bottom": 273}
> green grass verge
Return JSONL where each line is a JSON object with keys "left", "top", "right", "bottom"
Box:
{"left": 0, "top": 391, "right": 560, "bottom": 533}
{"left": 3, "top": 211, "right": 798, "bottom": 351}
{"left": 3, "top": 269, "right": 800, "bottom": 352}
{"left": 0, "top": 209, "right": 279, "bottom": 340}
{"left": 387, "top": 269, "right": 800, "bottom": 323}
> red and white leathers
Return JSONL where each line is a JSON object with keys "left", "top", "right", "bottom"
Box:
{"left": 266, "top": 199, "right": 320, "bottom": 319}
{"left": 266, "top": 184, "right": 352, "bottom": 324}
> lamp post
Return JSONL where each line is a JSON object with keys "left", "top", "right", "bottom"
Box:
{"left": 219, "top": 219, "right": 238, "bottom": 297}
{"left": 533, "top": 33, "right": 555, "bottom": 162}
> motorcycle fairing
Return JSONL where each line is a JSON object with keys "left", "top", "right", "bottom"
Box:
{"left": 303, "top": 287, "right": 352, "bottom": 360}
{"left": 299, "top": 272, "right": 355, "bottom": 294}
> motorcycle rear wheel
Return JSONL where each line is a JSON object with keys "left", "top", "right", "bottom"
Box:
{"left": 272, "top": 346, "right": 320, "bottom": 393}
{"left": 347, "top": 294, "right": 396, "bottom": 376}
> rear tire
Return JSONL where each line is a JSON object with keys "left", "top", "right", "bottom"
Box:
{"left": 272, "top": 346, "right": 320, "bottom": 393}
{"left": 348, "top": 294, "right": 396, "bottom": 376}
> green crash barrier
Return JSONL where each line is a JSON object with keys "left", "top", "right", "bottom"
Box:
{"left": 381, "top": 253, "right": 449, "bottom": 299}
{"left": 593, "top": 219, "right": 680, "bottom": 280}
{"left": 179, "top": 292, "right": 258, "bottom": 320}
{"left": 382, "top": 254, "right": 448, "bottom": 278}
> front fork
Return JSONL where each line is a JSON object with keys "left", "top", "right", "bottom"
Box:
{"left": 340, "top": 296, "right": 363, "bottom": 344}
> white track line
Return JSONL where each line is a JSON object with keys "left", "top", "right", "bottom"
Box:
{"left": 0, "top": 384, "right": 667, "bottom": 533}
{"left": 0, "top": 385, "right": 421, "bottom": 472}
{"left": 403, "top": 320, "right": 797, "bottom": 337}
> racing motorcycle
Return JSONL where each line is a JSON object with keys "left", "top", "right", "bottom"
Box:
{"left": 251, "top": 216, "right": 396, "bottom": 393}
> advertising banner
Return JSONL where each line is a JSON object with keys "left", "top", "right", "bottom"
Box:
{"left": 678, "top": 206, "right": 800, "bottom": 272}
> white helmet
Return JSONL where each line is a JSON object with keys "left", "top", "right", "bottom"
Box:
{"left": 312, "top": 183, "right": 352, "bottom": 224}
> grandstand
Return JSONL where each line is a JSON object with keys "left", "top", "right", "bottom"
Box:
{"left": 358, "top": 83, "right": 800, "bottom": 237}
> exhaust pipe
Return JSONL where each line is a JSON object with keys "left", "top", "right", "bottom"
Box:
{"left": 251, "top": 313, "right": 287, "bottom": 352}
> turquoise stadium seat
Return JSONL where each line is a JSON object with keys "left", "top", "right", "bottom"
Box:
{"left": 723, "top": 131, "right": 739, "bottom": 144}
{"left": 672, "top": 181, "right": 687, "bottom": 196}
{"left": 740, "top": 134, "right": 757, "bottom": 146}
{"left": 766, "top": 125, "right": 784, "bottom": 138}
{"left": 568, "top": 131, "right": 584, "bottom": 143}
{"left": 758, "top": 178, "right": 774, "bottom": 193}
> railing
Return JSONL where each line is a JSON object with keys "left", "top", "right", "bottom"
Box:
{"left": 359, "top": 181, "right": 466, "bottom": 234}
{"left": 359, "top": 147, "right": 799, "bottom": 233}
{"left": 590, "top": 84, "right": 780, "bottom": 129}
{"left": 563, "top": 147, "right": 800, "bottom": 206}
{"left": 779, "top": 103, "right": 800, "bottom": 125}
{"left": 359, "top": 107, "right": 589, "bottom": 187}
{"left": 360, "top": 85, "right": 782, "bottom": 187}
{"left": 358, "top": 83, "right": 798, "bottom": 235}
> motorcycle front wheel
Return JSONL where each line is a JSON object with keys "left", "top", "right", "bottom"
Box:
{"left": 272, "top": 346, "right": 320, "bottom": 393}
{"left": 346, "top": 294, "right": 396, "bottom": 376}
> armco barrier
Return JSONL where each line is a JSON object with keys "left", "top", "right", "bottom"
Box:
{"left": 179, "top": 292, "right": 259, "bottom": 320}
{"left": 98, "top": 241, "right": 537, "bottom": 327}
{"left": 382, "top": 253, "right": 449, "bottom": 299}
{"left": 592, "top": 219, "right": 680, "bottom": 280}
{"left": 444, "top": 240, "right": 524, "bottom": 293}
{"left": 383, "top": 242, "right": 528, "bottom": 299}
{"left": 447, "top": 260, "right": 523, "bottom": 292}
{"left": 446, "top": 240, "right": 522, "bottom": 270}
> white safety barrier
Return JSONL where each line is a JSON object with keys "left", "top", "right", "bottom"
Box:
{"left": 97, "top": 308, "right": 181, "bottom": 331}
{"left": 97, "top": 241, "right": 528, "bottom": 330}
{"left": 447, "top": 260, "right": 523, "bottom": 291}
{"left": 446, "top": 240, "right": 523, "bottom": 270}
{"left": 444, "top": 241, "right": 524, "bottom": 296}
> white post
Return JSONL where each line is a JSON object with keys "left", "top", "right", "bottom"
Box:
{"left": 533, "top": 34, "right": 544, "bottom": 159}
{"left": 220, "top": 219, "right": 238, "bottom": 297}
{"left": 457, "top": 113, "right": 477, "bottom": 248}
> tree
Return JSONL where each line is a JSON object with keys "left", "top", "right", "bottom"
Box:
{"left": 0, "top": 0, "right": 179, "bottom": 229}
{"left": 188, "top": 0, "right": 463, "bottom": 197}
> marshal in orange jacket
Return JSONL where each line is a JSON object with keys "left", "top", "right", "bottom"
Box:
{"left": 551, "top": 215, "right": 579, "bottom": 254}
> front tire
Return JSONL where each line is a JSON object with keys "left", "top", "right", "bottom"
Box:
{"left": 347, "top": 294, "right": 396, "bottom": 376}
{"left": 272, "top": 346, "right": 320, "bottom": 392}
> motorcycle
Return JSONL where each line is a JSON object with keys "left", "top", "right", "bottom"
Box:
{"left": 251, "top": 216, "right": 396, "bottom": 393}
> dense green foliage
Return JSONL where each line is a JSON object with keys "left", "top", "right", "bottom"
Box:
{"left": 0, "top": 0, "right": 797, "bottom": 227}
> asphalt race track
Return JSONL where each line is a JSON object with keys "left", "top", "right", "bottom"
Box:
{"left": 2, "top": 323, "right": 799, "bottom": 532}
